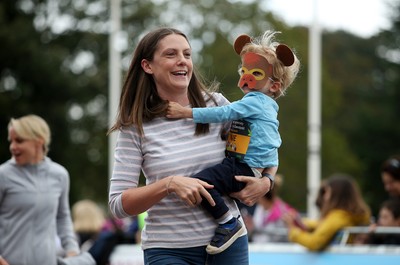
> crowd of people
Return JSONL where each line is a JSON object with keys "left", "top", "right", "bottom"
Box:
{"left": 1, "top": 25, "right": 400, "bottom": 265}
{"left": 240, "top": 155, "right": 400, "bottom": 251}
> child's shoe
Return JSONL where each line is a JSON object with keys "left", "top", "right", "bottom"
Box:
{"left": 206, "top": 217, "right": 245, "bottom": 254}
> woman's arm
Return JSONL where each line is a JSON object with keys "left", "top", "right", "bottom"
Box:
{"left": 109, "top": 128, "right": 217, "bottom": 218}
{"left": 56, "top": 167, "right": 79, "bottom": 256}
{"left": 286, "top": 210, "right": 352, "bottom": 251}
{"left": 121, "top": 176, "right": 216, "bottom": 216}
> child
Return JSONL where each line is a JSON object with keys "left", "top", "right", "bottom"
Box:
{"left": 365, "top": 198, "right": 400, "bottom": 245}
{"left": 166, "top": 30, "right": 300, "bottom": 254}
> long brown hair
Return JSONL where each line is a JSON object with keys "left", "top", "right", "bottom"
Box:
{"left": 108, "top": 27, "right": 218, "bottom": 136}
{"left": 320, "top": 174, "right": 370, "bottom": 218}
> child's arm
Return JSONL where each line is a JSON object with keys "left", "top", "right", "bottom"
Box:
{"left": 166, "top": 101, "right": 193, "bottom": 119}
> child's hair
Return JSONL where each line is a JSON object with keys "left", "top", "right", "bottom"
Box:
{"left": 381, "top": 198, "right": 400, "bottom": 220}
{"left": 240, "top": 31, "right": 300, "bottom": 98}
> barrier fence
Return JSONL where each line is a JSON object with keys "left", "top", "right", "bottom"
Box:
{"left": 109, "top": 227, "right": 400, "bottom": 265}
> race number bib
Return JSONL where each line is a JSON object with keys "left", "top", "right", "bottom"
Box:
{"left": 225, "top": 120, "right": 251, "bottom": 161}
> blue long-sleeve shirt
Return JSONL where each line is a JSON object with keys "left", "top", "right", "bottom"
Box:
{"left": 193, "top": 92, "right": 281, "bottom": 168}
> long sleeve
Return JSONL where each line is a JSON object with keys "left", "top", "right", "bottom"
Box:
{"left": 57, "top": 168, "right": 80, "bottom": 253}
{"left": 193, "top": 92, "right": 280, "bottom": 168}
{"left": 288, "top": 209, "right": 364, "bottom": 251}
{"left": 193, "top": 92, "right": 277, "bottom": 124}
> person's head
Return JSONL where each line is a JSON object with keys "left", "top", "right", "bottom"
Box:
{"left": 109, "top": 27, "right": 216, "bottom": 135}
{"left": 377, "top": 198, "right": 400, "bottom": 226}
{"left": 319, "top": 173, "right": 370, "bottom": 218}
{"left": 233, "top": 30, "right": 300, "bottom": 99}
{"left": 7, "top": 114, "right": 51, "bottom": 165}
{"left": 72, "top": 199, "right": 106, "bottom": 233}
{"left": 381, "top": 155, "right": 400, "bottom": 198}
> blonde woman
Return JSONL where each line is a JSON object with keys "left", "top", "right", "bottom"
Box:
{"left": 0, "top": 115, "right": 86, "bottom": 265}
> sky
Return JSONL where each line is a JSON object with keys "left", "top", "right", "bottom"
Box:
{"left": 265, "top": 0, "right": 393, "bottom": 38}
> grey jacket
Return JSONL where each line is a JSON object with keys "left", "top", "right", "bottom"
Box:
{"left": 0, "top": 157, "right": 79, "bottom": 265}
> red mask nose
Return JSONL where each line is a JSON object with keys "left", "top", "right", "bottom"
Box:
{"left": 239, "top": 74, "right": 256, "bottom": 88}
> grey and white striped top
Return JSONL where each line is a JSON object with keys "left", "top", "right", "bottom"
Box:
{"left": 108, "top": 92, "right": 245, "bottom": 250}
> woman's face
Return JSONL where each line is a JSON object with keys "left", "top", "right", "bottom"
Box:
{"left": 323, "top": 186, "right": 332, "bottom": 203}
{"left": 8, "top": 127, "right": 43, "bottom": 165}
{"left": 381, "top": 172, "right": 400, "bottom": 198}
{"left": 142, "top": 34, "right": 193, "bottom": 100}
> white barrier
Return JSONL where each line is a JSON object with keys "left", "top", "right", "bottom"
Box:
{"left": 109, "top": 244, "right": 144, "bottom": 265}
{"left": 110, "top": 242, "right": 400, "bottom": 265}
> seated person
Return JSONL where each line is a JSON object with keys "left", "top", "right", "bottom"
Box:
{"left": 283, "top": 174, "right": 371, "bottom": 251}
{"left": 364, "top": 198, "right": 400, "bottom": 245}
{"left": 249, "top": 174, "right": 301, "bottom": 243}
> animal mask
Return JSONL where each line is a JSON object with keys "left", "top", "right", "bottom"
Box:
{"left": 233, "top": 34, "right": 295, "bottom": 67}
{"left": 238, "top": 52, "right": 273, "bottom": 90}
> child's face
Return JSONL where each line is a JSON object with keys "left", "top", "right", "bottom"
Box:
{"left": 238, "top": 52, "right": 274, "bottom": 95}
{"left": 378, "top": 207, "right": 400, "bottom": 226}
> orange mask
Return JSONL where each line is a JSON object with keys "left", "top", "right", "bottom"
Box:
{"left": 238, "top": 52, "right": 273, "bottom": 90}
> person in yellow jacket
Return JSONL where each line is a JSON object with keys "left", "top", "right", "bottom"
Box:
{"left": 283, "top": 174, "right": 371, "bottom": 251}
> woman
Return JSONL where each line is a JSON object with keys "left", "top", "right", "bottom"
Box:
{"left": 72, "top": 199, "right": 106, "bottom": 250}
{"left": 283, "top": 174, "right": 371, "bottom": 251}
{"left": 381, "top": 155, "right": 400, "bottom": 199}
{"left": 0, "top": 115, "right": 80, "bottom": 265}
{"left": 108, "top": 27, "right": 271, "bottom": 265}
{"left": 248, "top": 174, "right": 301, "bottom": 243}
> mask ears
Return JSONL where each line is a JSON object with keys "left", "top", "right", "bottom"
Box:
{"left": 234, "top": 34, "right": 295, "bottom": 66}
{"left": 234, "top": 34, "right": 252, "bottom": 55}
{"left": 276, "top": 44, "right": 295, "bottom": 66}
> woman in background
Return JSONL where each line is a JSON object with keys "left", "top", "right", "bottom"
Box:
{"left": 381, "top": 155, "right": 400, "bottom": 199}
{"left": 72, "top": 199, "right": 106, "bottom": 251}
{"left": 246, "top": 174, "right": 301, "bottom": 243}
{"left": 0, "top": 115, "right": 80, "bottom": 265}
{"left": 283, "top": 174, "right": 371, "bottom": 251}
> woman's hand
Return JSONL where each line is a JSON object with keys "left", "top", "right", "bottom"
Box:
{"left": 230, "top": 175, "right": 271, "bottom": 206}
{"left": 282, "top": 210, "right": 297, "bottom": 228}
{"left": 168, "top": 176, "right": 215, "bottom": 207}
{"left": 0, "top": 256, "right": 10, "bottom": 265}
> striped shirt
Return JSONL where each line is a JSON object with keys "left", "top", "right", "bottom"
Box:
{"left": 108, "top": 92, "right": 245, "bottom": 250}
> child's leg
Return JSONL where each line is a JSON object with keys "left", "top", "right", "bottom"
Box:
{"left": 192, "top": 157, "right": 250, "bottom": 254}
{"left": 192, "top": 157, "right": 237, "bottom": 220}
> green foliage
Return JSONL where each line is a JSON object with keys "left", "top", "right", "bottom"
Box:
{"left": 1, "top": 0, "right": 399, "bottom": 216}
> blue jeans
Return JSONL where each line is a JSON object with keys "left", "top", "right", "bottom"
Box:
{"left": 143, "top": 235, "right": 249, "bottom": 265}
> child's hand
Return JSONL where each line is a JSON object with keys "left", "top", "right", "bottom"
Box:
{"left": 166, "top": 101, "right": 193, "bottom": 119}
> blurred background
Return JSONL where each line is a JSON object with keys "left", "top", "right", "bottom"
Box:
{"left": 0, "top": 0, "right": 399, "bottom": 217}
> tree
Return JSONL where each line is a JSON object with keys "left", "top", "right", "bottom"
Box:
{"left": 1, "top": 0, "right": 398, "bottom": 215}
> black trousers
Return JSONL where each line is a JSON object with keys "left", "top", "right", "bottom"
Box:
{"left": 192, "top": 157, "right": 254, "bottom": 220}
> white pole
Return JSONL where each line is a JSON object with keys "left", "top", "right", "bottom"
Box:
{"left": 108, "top": 0, "right": 121, "bottom": 182}
{"left": 307, "top": 0, "right": 322, "bottom": 219}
